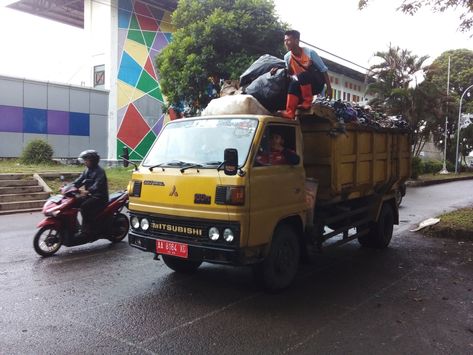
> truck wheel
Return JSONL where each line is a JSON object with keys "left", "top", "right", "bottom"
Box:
{"left": 162, "top": 255, "right": 202, "bottom": 273}
{"left": 358, "top": 203, "right": 394, "bottom": 249}
{"left": 257, "top": 224, "right": 300, "bottom": 292}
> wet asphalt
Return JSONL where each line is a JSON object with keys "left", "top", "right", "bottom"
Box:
{"left": 1, "top": 180, "right": 473, "bottom": 354}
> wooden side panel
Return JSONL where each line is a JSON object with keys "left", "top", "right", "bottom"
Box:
{"left": 300, "top": 117, "right": 411, "bottom": 203}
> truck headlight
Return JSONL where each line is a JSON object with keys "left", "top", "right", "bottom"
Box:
{"left": 208, "top": 227, "right": 220, "bottom": 241}
{"left": 131, "top": 216, "right": 140, "bottom": 229}
{"left": 223, "top": 228, "right": 234, "bottom": 242}
{"left": 140, "top": 218, "right": 150, "bottom": 231}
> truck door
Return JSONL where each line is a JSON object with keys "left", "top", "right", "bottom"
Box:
{"left": 249, "top": 124, "right": 306, "bottom": 247}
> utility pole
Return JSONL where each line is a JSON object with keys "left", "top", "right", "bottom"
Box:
{"left": 455, "top": 84, "right": 473, "bottom": 173}
{"left": 439, "top": 56, "right": 450, "bottom": 174}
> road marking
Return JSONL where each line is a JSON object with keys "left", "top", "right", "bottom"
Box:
{"left": 284, "top": 268, "right": 418, "bottom": 353}
{"left": 142, "top": 293, "right": 261, "bottom": 345}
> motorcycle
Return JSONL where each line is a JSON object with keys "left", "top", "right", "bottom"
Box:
{"left": 33, "top": 184, "right": 130, "bottom": 257}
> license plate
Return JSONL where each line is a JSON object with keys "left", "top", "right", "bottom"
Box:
{"left": 156, "top": 239, "right": 188, "bottom": 258}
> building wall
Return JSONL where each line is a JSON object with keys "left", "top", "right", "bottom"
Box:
{"left": 0, "top": 75, "right": 109, "bottom": 158}
{"left": 113, "top": 0, "right": 174, "bottom": 161}
{"left": 326, "top": 72, "right": 372, "bottom": 104}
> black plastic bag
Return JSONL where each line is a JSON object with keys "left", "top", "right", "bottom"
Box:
{"left": 240, "top": 54, "right": 286, "bottom": 87}
{"left": 245, "top": 68, "right": 288, "bottom": 112}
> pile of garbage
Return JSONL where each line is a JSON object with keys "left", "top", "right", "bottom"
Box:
{"left": 311, "top": 98, "right": 410, "bottom": 130}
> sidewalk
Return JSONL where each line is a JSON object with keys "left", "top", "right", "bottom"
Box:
{"left": 406, "top": 173, "right": 473, "bottom": 187}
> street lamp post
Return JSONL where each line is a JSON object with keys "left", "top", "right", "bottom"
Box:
{"left": 440, "top": 56, "right": 450, "bottom": 174}
{"left": 455, "top": 84, "right": 473, "bottom": 173}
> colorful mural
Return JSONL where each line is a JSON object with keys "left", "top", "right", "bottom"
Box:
{"left": 117, "top": 0, "right": 174, "bottom": 160}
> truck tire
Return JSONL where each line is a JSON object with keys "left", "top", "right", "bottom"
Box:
{"left": 255, "top": 224, "right": 300, "bottom": 292}
{"left": 358, "top": 203, "right": 394, "bottom": 248}
{"left": 162, "top": 255, "right": 202, "bottom": 273}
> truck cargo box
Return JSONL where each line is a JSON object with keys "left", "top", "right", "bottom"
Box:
{"left": 299, "top": 115, "right": 411, "bottom": 204}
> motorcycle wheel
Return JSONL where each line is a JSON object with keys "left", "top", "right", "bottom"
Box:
{"left": 33, "top": 226, "right": 62, "bottom": 257}
{"left": 108, "top": 213, "right": 129, "bottom": 243}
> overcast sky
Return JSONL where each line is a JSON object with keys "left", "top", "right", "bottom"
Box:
{"left": 0, "top": 0, "right": 471, "bottom": 85}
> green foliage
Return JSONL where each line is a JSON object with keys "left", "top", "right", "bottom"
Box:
{"left": 358, "top": 0, "right": 473, "bottom": 32}
{"left": 422, "top": 159, "right": 443, "bottom": 174}
{"left": 411, "top": 156, "right": 422, "bottom": 179}
{"left": 156, "top": 0, "right": 286, "bottom": 113}
{"left": 20, "top": 139, "right": 54, "bottom": 164}
{"left": 425, "top": 49, "right": 473, "bottom": 160}
{"left": 366, "top": 45, "right": 437, "bottom": 157}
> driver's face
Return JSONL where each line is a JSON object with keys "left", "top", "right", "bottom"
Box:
{"left": 270, "top": 134, "right": 284, "bottom": 150}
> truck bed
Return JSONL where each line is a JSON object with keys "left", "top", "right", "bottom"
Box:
{"left": 299, "top": 115, "right": 411, "bottom": 204}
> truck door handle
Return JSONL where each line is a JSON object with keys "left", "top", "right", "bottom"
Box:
{"left": 294, "top": 188, "right": 301, "bottom": 193}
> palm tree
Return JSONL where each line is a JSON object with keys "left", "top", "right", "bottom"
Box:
{"left": 365, "top": 45, "right": 440, "bottom": 156}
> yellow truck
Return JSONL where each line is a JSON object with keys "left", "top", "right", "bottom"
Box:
{"left": 125, "top": 111, "right": 411, "bottom": 291}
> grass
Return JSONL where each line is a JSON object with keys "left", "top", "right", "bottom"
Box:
{"left": 423, "top": 207, "right": 473, "bottom": 241}
{"left": 417, "top": 171, "right": 473, "bottom": 181}
{"left": 0, "top": 159, "right": 133, "bottom": 194}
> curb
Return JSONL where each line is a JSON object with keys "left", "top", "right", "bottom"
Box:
{"left": 406, "top": 175, "right": 473, "bottom": 187}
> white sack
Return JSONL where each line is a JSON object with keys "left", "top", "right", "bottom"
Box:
{"left": 202, "top": 94, "right": 271, "bottom": 116}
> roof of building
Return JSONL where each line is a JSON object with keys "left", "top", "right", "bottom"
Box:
{"left": 7, "top": 0, "right": 178, "bottom": 28}
{"left": 321, "top": 56, "right": 371, "bottom": 83}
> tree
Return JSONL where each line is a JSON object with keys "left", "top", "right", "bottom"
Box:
{"left": 365, "top": 45, "right": 439, "bottom": 156}
{"left": 156, "top": 0, "right": 286, "bottom": 113}
{"left": 358, "top": 0, "right": 473, "bottom": 32}
{"left": 424, "top": 49, "right": 473, "bottom": 161}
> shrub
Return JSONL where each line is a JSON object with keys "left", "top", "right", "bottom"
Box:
{"left": 411, "top": 156, "right": 422, "bottom": 179}
{"left": 422, "top": 159, "right": 443, "bottom": 174}
{"left": 20, "top": 139, "right": 54, "bottom": 164}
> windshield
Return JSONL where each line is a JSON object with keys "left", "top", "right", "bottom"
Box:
{"left": 142, "top": 117, "right": 258, "bottom": 167}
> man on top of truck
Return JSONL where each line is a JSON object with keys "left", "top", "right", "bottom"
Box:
{"left": 278, "top": 30, "right": 333, "bottom": 120}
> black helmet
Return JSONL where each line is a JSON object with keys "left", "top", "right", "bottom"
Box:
{"left": 78, "top": 150, "right": 100, "bottom": 164}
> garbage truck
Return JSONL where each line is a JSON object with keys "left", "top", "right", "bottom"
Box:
{"left": 125, "top": 106, "right": 411, "bottom": 291}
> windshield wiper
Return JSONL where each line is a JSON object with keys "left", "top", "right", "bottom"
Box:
{"left": 149, "top": 163, "right": 165, "bottom": 171}
{"left": 180, "top": 163, "right": 204, "bottom": 173}
{"left": 149, "top": 160, "right": 188, "bottom": 171}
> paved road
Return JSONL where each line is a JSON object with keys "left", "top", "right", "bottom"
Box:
{"left": 1, "top": 181, "right": 473, "bottom": 354}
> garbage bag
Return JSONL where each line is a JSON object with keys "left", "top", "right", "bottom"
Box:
{"left": 240, "top": 54, "right": 286, "bottom": 87}
{"left": 245, "top": 68, "right": 288, "bottom": 112}
{"left": 202, "top": 94, "right": 270, "bottom": 116}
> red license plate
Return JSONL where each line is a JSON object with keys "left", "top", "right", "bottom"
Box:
{"left": 156, "top": 239, "right": 188, "bottom": 258}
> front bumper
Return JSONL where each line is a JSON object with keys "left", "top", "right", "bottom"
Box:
{"left": 128, "top": 231, "right": 258, "bottom": 265}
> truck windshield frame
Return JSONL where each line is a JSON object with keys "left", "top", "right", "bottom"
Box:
{"left": 142, "top": 117, "right": 259, "bottom": 168}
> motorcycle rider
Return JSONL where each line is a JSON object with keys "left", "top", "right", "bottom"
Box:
{"left": 73, "top": 150, "right": 109, "bottom": 238}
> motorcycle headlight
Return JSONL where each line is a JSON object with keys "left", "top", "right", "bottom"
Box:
{"left": 140, "top": 218, "right": 149, "bottom": 231}
{"left": 223, "top": 228, "right": 234, "bottom": 243}
{"left": 208, "top": 227, "right": 219, "bottom": 241}
{"left": 131, "top": 216, "right": 140, "bottom": 229}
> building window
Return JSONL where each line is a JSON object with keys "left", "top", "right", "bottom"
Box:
{"left": 335, "top": 77, "right": 339, "bottom": 84}
{"left": 343, "top": 92, "right": 346, "bottom": 100}
{"left": 338, "top": 90, "right": 341, "bottom": 100}
{"left": 94, "top": 65, "right": 105, "bottom": 88}
{"left": 347, "top": 93, "right": 351, "bottom": 101}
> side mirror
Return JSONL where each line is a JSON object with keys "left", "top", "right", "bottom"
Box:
{"left": 122, "top": 147, "right": 129, "bottom": 167}
{"left": 223, "top": 148, "right": 238, "bottom": 176}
